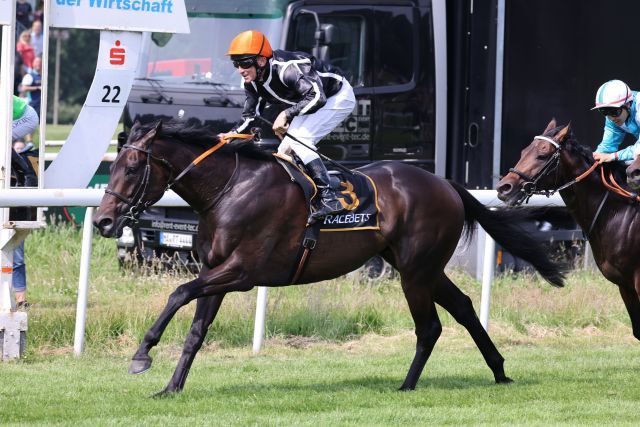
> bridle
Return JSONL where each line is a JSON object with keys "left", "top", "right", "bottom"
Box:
{"left": 508, "top": 134, "right": 599, "bottom": 205}
{"left": 105, "top": 143, "right": 175, "bottom": 222}
{"left": 104, "top": 132, "right": 251, "bottom": 222}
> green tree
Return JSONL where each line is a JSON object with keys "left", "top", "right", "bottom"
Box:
{"left": 46, "top": 29, "right": 100, "bottom": 122}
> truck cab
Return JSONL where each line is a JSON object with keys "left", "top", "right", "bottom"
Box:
{"left": 117, "top": 0, "right": 440, "bottom": 268}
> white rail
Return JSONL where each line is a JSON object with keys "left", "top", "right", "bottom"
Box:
{"left": 0, "top": 188, "right": 566, "bottom": 352}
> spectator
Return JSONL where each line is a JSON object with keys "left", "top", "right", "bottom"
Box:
{"left": 11, "top": 140, "right": 30, "bottom": 310}
{"left": 15, "top": 0, "right": 33, "bottom": 32}
{"left": 13, "top": 52, "right": 25, "bottom": 95}
{"left": 10, "top": 95, "right": 39, "bottom": 310}
{"left": 20, "top": 56, "right": 42, "bottom": 115}
{"left": 16, "top": 30, "right": 35, "bottom": 70}
{"left": 33, "top": 1, "right": 44, "bottom": 24}
{"left": 30, "top": 20, "right": 43, "bottom": 58}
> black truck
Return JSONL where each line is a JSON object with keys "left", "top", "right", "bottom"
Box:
{"left": 116, "top": 0, "right": 640, "bottom": 272}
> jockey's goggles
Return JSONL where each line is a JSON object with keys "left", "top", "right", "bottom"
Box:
{"left": 598, "top": 107, "right": 624, "bottom": 118}
{"left": 232, "top": 57, "right": 257, "bottom": 69}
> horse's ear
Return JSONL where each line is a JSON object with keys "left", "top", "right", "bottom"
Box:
{"left": 543, "top": 118, "right": 557, "bottom": 134}
{"left": 139, "top": 120, "right": 162, "bottom": 149}
{"left": 556, "top": 123, "right": 571, "bottom": 142}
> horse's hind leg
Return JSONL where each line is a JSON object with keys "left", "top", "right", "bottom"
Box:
{"left": 399, "top": 273, "right": 443, "bottom": 391}
{"left": 157, "top": 294, "right": 226, "bottom": 395}
{"left": 434, "top": 274, "right": 512, "bottom": 383}
{"left": 619, "top": 277, "right": 640, "bottom": 341}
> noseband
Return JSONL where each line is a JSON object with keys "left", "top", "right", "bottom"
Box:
{"left": 105, "top": 144, "right": 175, "bottom": 222}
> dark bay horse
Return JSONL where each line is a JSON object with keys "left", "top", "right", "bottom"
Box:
{"left": 94, "top": 120, "right": 564, "bottom": 395}
{"left": 497, "top": 119, "right": 640, "bottom": 342}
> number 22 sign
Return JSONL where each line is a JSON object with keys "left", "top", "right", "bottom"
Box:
{"left": 85, "top": 73, "right": 132, "bottom": 107}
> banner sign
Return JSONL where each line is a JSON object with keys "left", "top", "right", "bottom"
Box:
{"left": 0, "top": 0, "right": 12, "bottom": 25}
{"left": 50, "top": 0, "right": 189, "bottom": 33}
{"left": 45, "top": 31, "right": 142, "bottom": 189}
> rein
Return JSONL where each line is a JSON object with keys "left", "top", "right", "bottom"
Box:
{"left": 106, "top": 132, "right": 253, "bottom": 221}
{"left": 600, "top": 167, "right": 640, "bottom": 202}
{"left": 166, "top": 133, "right": 252, "bottom": 189}
{"left": 511, "top": 132, "right": 640, "bottom": 237}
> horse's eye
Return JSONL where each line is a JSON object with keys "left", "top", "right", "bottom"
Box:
{"left": 126, "top": 166, "right": 138, "bottom": 175}
{"left": 536, "top": 154, "right": 550, "bottom": 161}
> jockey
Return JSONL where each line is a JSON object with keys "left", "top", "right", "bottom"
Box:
{"left": 592, "top": 79, "right": 640, "bottom": 163}
{"left": 220, "top": 30, "right": 356, "bottom": 222}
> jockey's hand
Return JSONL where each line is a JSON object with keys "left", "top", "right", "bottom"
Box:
{"left": 217, "top": 132, "right": 231, "bottom": 142}
{"left": 273, "top": 111, "right": 290, "bottom": 140}
{"left": 593, "top": 152, "right": 616, "bottom": 163}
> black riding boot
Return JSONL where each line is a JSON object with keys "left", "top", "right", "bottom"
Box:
{"left": 305, "top": 158, "right": 343, "bottom": 223}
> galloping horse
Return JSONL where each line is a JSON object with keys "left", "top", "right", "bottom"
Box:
{"left": 94, "top": 120, "right": 564, "bottom": 395}
{"left": 497, "top": 119, "right": 640, "bottom": 341}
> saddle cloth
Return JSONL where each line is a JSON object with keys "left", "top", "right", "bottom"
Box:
{"left": 273, "top": 153, "right": 380, "bottom": 231}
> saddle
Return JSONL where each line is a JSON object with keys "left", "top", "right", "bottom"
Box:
{"left": 273, "top": 153, "right": 380, "bottom": 231}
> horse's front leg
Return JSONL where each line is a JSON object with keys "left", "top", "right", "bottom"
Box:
{"left": 130, "top": 262, "right": 252, "bottom": 376}
{"left": 129, "top": 277, "right": 202, "bottom": 374}
{"left": 155, "top": 294, "right": 226, "bottom": 396}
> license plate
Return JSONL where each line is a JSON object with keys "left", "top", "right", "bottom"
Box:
{"left": 159, "top": 232, "right": 193, "bottom": 249}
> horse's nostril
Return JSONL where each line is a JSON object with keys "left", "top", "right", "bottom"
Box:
{"left": 94, "top": 217, "right": 114, "bottom": 234}
{"left": 497, "top": 183, "right": 513, "bottom": 195}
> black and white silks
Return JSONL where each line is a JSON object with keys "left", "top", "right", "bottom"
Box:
{"left": 233, "top": 50, "right": 344, "bottom": 133}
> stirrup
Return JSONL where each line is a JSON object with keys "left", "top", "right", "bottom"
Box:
{"left": 307, "top": 199, "right": 343, "bottom": 224}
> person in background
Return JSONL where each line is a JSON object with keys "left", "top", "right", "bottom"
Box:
{"left": 9, "top": 95, "right": 39, "bottom": 310}
{"left": 11, "top": 140, "right": 30, "bottom": 310}
{"left": 30, "top": 20, "right": 43, "bottom": 58}
{"left": 33, "top": 1, "right": 44, "bottom": 24}
{"left": 16, "top": 30, "right": 35, "bottom": 71}
{"left": 13, "top": 51, "right": 25, "bottom": 95}
{"left": 15, "top": 0, "right": 33, "bottom": 32}
{"left": 20, "top": 56, "right": 42, "bottom": 115}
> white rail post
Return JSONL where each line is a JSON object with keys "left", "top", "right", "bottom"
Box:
{"left": 73, "top": 207, "right": 94, "bottom": 355}
{"left": 252, "top": 287, "right": 268, "bottom": 353}
{"left": 479, "top": 228, "right": 496, "bottom": 331}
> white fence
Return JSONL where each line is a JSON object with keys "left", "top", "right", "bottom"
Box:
{"left": 0, "top": 188, "right": 565, "bottom": 355}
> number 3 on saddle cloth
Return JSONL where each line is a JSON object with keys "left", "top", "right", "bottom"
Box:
{"left": 273, "top": 153, "right": 381, "bottom": 283}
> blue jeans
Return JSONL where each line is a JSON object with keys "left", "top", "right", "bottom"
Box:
{"left": 13, "top": 241, "right": 26, "bottom": 292}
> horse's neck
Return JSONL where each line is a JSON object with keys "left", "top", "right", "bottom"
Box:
{"left": 168, "top": 149, "right": 240, "bottom": 213}
{"left": 558, "top": 162, "right": 617, "bottom": 237}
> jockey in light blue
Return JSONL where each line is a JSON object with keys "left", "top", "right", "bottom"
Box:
{"left": 592, "top": 79, "right": 640, "bottom": 163}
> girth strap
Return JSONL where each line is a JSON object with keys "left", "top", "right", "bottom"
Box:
{"left": 290, "top": 225, "right": 320, "bottom": 284}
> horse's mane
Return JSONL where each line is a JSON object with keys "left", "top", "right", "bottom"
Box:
{"left": 546, "top": 124, "right": 628, "bottom": 183}
{"left": 129, "top": 119, "right": 276, "bottom": 161}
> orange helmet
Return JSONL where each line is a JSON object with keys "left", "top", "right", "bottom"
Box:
{"left": 227, "top": 30, "right": 273, "bottom": 59}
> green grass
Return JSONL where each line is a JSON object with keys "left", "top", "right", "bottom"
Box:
{"left": 26, "top": 123, "right": 123, "bottom": 150}
{"left": 6, "top": 224, "right": 640, "bottom": 424}
{"left": 2, "top": 337, "right": 639, "bottom": 425}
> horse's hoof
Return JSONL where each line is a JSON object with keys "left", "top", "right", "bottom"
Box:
{"left": 495, "top": 376, "right": 514, "bottom": 384}
{"left": 151, "top": 388, "right": 179, "bottom": 399}
{"left": 129, "top": 356, "right": 153, "bottom": 375}
{"left": 398, "top": 385, "right": 416, "bottom": 392}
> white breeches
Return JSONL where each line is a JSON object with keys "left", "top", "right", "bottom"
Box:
{"left": 277, "top": 79, "right": 356, "bottom": 164}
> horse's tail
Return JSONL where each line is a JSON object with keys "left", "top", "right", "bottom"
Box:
{"left": 448, "top": 180, "right": 566, "bottom": 287}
